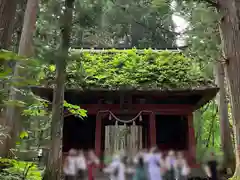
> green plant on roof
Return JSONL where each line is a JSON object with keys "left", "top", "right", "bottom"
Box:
{"left": 45, "top": 49, "right": 213, "bottom": 89}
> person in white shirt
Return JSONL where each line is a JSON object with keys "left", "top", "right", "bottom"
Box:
{"left": 76, "top": 150, "right": 87, "bottom": 180}
{"left": 175, "top": 152, "right": 190, "bottom": 180}
{"left": 103, "top": 154, "right": 126, "bottom": 180}
{"left": 147, "top": 147, "right": 164, "bottom": 180}
{"left": 63, "top": 149, "right": 78, "bottom": 180}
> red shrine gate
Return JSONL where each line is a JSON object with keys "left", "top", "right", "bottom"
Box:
{"left": 68, "top": 104, "right": 195, "bottom": 164}
{"left": 31, "top": 86, "right": 219, "bottom": 167}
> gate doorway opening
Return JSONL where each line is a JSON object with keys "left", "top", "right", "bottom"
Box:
{"left": 63, "top": 115, "right": 96, "bottom": 152}
{"left": 156, "top": 115, "right": 188, "bottom": 150}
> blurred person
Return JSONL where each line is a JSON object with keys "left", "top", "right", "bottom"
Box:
{"left": 175, "top": 152, "right": 190, "bottom": 180}
{"left": 165, "top": 150, "right": 177, "bottom": 180}
{"left": 142, "top": 148, "right": 150, "bottom": 163}
{"left": 132, "top": 154, "right": 148, "bottom": 180}
{"left": 87, "top": 150, "right": 100, "bottom": 180}
{"left": 76, "top": 149, "right": 87, "bottom": 180}
{"left": 63, "top": 149, "right": 78, "bottom": 180}
{"left": 204, "top": 152, "right": 219, "bottom": 180}
{"left": 133, "top": 150, "right": 144, "bottom": 164}
{"left": 103, "top": 153, "right": 127, "bottom": 180}
{"left": 88, "top": 150, "right": 100, "bottom": 165}
{"left": 134, "top": 149, "right": 149, "bottom": 164}
{"left": 147, "top": 146, "right": 164, "bottom": 180}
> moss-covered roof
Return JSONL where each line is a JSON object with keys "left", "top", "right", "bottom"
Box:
{"left": 72, "top": 49, "right": 213, "bottom": 89}
{"left": 44, "top": 49, "right": 214, "bottom": 89}
{"left": 30, "top": 49, "right": 218, "bottom": 110}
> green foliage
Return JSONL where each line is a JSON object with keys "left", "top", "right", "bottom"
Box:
{"left": 19, "top": 131, "right": 29, "bottom": 139}
{"left": 20, "top": 96, "right": 51, "bottom": 149}
{"left": 194, "top": 102, "right": 221, "bottom": 162}
{"left": 174, "top": 1, "right": 220, "bottom": 78}
{"left": 22, "top": 97, "right": 48, "bottom": 118}
{"left": 64, "top": 101, "right": 87, "bottom": 118}
{"left": 62, "top": 49, "right": 211, "bottom": 89}
{"left": 0, "top": 50, "right": 44, "bottom": 114}
{"left": 19, "top": 95, "right": 87, "bottom": 150}
{"left": 36, "top": 0, "right": 176, "bottom": 49}
{"left": 0, "top": 159, "right": 42, "bottom": 180}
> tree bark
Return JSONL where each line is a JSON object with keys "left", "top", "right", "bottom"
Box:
{"left": 214, "top": 62, "right": 235, "bottom": 170}
{"left": 12, "top": 0, "right": 28, "bottom": 52}
{"left": 1, "top": 0, "right": 39, "bottom": 157}
{"left": 217, "top": 0, "right": 240, "bottom": 176}
{"left": 43, "top": 0, "right": 74, "bottom": 179}
{"left": 0, "top": 0, "right": 18, "bottom": 120}
{"left": 0, "top": 0, "right": 17, "bottom": 49}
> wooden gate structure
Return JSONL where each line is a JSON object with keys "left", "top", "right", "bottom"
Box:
{"left": 31, "top": 86, "right": 218, "bottom": 169}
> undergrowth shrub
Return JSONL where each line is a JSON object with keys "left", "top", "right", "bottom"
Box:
{"left": 0, "top": 158, "right": 42, "bottom": 180}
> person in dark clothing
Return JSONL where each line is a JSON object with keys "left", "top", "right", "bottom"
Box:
{"left": 204, "top": 152, "right": 218, "bottom": 180}
{"left": 165, "top": 150, "right": 176, "bottom": 180}
{"left": 207, "top": 160, "right": 218, "bottom": 180}
{"left": 133, "top": 155, "right": 148, "bottom": 180}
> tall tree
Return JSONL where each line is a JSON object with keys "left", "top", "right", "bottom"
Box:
{"left": 0, "top": 0, "right": 17, "bottom": 49}
{"left": 216, "top": 0, "right": 240, "bottom": 175}
{"left": 215, "top": 61, "right": 235, "bottom": 170}
{"left": 43, "top": 0, "right": 75, "bottom": 179}
{"left": 0, "top": 0, "right": 18, "bottom": 111}
{"left": 2, "top": 0, "right": 39, "bottom": 157}
{"left": 174, "top": 0, "right": 235, "bottom": 170}
{"left": 0, "top": 0, "right": 18, "bottom": 156}
{"left": 188, "top": 0, "right": 240, "bottom": 175}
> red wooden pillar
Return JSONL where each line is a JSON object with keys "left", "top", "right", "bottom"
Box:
{"left": 188, "top": 113, "right": 196, "bottom": 164}
{"left": 95, "top": 113, "right": 102, "bottom": 157}
{"left": 149, "top": 112, "right": 156, "bottom": 147}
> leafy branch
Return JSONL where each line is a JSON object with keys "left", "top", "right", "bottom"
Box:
{"left": 63, "top": 101, "right": 87, "bottom": 118}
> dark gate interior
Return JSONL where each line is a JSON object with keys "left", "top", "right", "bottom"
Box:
{"left": 155, "top": 115, "right": 188, "bottom": 150}
{"left": 63, "top": 115, "right": 96, "bottom": 152}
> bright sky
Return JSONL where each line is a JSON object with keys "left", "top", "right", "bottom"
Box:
{"left": 172, "top": 15, "right": 188, "bottom": 33}
{"left": 170, "top": 0, "right": 189, "bottom": 47}
{"left": 172, "top": 14, "right": 189, "bottom": 46}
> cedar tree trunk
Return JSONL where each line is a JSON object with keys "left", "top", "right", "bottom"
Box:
{"left": 215, "top": 62, "right": 235, "bottom": 171}
{"left": 0, "top": 0, "right": 17, "bottom": 49}
{"left": 217, "top": 0, "right": 240, "bottom": 176}
{"left": 43, "top": 0, "right": 74, "bottom": 179}
{"left": 2, "top": 0, "right": 39, "bottom": 157}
